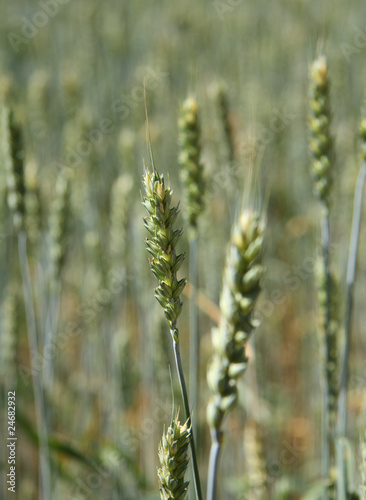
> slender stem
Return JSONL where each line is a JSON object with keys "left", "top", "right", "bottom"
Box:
{"left": 172, "top": 333, "right": 203, "bottom": 500}
{"left": 338, "top": 163, "right": 366, "bottom": 437}
{"left": 18, "top": 231, "right": 51, "bottom": 500}
{"left": 189, "top": 236, "right": 199, "bottom": 440}
{"left": 42, "top": 285, "right": 61, "bottom": 391}
{"left": 206, "top": 429, "right": 222, "bottom": 500}
{"left": 336, "top": 163, "right": 366, "bottom": 500}
{"left": 320, "top": 210, "right": 333, "bottom": 497}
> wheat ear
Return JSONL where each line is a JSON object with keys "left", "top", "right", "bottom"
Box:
{"left": 212, "top": 82, "right": 235, "bottom": 164}
{"left": 25, "top": 161, "right": 42, "bottom": 249}
{"left": 157, "top": 412, "right": 192, "bottom": 500}
{"left": 178, "top": 97, "right": 205, "bottom": 237}
{"left": 49, "top": 169, "right": 72, "bottom": 285}
{"left": 0, "top": 286, "right": 18, "bottom": 384}
{"left": 1, "top": 106, "right": 26, "bottom": 232}
{"left": 243, "top": 421, "right": 268, "bottom": 500}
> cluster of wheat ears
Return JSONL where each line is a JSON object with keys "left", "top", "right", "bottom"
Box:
{"left": 141, "top": 56, "right": 366, "bottom": 500}
{"left": 1, "top": 53, "right": 366, "bottom": 500}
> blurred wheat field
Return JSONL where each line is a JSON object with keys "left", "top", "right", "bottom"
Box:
{"left": 0, "top": 1, "right": 366, "bottom": 499}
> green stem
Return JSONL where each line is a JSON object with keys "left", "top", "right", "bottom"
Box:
{"left": 42, "top": 285, "right": 61, "bottom": 392}
{"left": 18, "top": 231, "right": 51, "bottom": 500}
{"left": 206, "top": 429, "right": 222, "bottom": 500}
{"left": 171, "top": 331, "right": 202, "bottom": 500}
{"left": 189, "top": 236, "right": 199, "bottom": 440}
{"left": 337, "top": 162, "right": 366, "bottom": 500}
{"left": 338, "top": 162, "right": 366, "bottom": 436}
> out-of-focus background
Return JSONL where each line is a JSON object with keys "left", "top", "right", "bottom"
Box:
{"left": 0, "top": 0, "right": 366, "bottom": 498}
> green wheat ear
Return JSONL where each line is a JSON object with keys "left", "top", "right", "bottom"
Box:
{"left": 178, "top": 97, "right": 205, "bottom": 238}
{"left": 211, "top": 82, "right": 235, "bottom": 164}
{"left": 25, "top": 161, "right": 42, "bottom": 247}
{"left": 309, "top": 56, "right": 333, "bottom": 207}
{"left": 157, "top": 412, "right": 191, "bottom": 500}
{"left": 142, "top": 167, "right": 186, "bottom": 335}
{"left": 0, "top": 285, "right": 18, "bottom": 382}
{"left": 243, "top": 421, "right": 268, "bottom": 500}
{"left": 1, "top": 106, "right": 26, "bottom": 232}
{"left": 49, "top": 170, "right": 72, "bottom": 284}
{"left": 207, "top": 209, "right": 264, "bottom": 431}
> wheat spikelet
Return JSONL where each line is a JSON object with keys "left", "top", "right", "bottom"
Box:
{"left": 157, "top": 412, "right": 191, "bottom": 500}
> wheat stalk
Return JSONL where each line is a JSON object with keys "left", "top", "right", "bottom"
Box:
{"left": 338, "top": 102, "right": 366, "bottom": 438}
{"left": 206, "top": 209, "right": 264, "bottom": 500}
{"left": 308, "top": 55, "right": 336, "bottom": 495}
{"left": 142, "top": 165, "right": 202, "bottom": 500}
{"left": 1, "top": 104, "right": 52, "bottom": 498}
